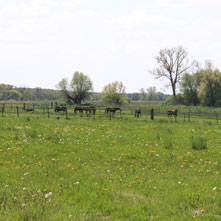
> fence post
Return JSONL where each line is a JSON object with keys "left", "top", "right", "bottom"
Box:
{"left": 48, "top": 106, "right": 50, "bottom": 118}
{"left": 66, "top": 108, "right": 68, "bottom": 120}
{"left": 184, "top": 113, "right": 186, "bottom": 122}
{"left": 216, "top": 114, "right": 218, "bottom": 125}
{"left": 23, "top": 103, "right": 26, "bottom": 110}
{"left": 188, "top": 112, "right": 190, "bottom": 122}
{"left": 151, "top": 108, "right": 154, "bottom": 120}
{"left": 2, "top": 104, "right": 4, "bottom": 117}
{"left": 17, "top": 105, "right": 19, "bottom": 118}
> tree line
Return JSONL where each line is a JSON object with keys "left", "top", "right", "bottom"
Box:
{"left": 0, "top": 84, "right": 59, "bottom": 101}
{"left": 1, "top": 45, "right": 220, "bottom": 106}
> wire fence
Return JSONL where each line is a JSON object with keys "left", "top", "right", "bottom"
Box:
{"left": 0, "top": 102, "right": 220, "bottom": 125}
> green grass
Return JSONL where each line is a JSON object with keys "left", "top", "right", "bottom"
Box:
{"left": 0, "top": 116, "right": 220, "bottom": 220}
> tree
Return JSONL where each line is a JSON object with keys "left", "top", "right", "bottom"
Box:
{"left": 198, "top": 68, "right": 221, "bottom": 106}
{"left": 101, "top": 81, "right": 127, "bottom": 104}
{"left": 146, "top": 86, "right": 157, "bottom": 101}
{"left": 57, "top": 72, "right": 93, "bottom": 104}
{"left": 150, "top": 46, "right": 197, "bottom": 97}
{"left": 139, "top": 88, "right": 147, "bottom": 100}
{"left": 180, "top": 71, "right": 203, "bottom": 105}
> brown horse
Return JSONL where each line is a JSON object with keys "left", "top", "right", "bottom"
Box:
{"left": 105, "top": 107, "right": 122, "bottom": 115}
{"left": 135, "top": 108, "right": 141, "bottom": 118}
{"left": 167, "top": 109, "right": 177, "bottom": 118}
{"left": 74, "top": 106, "right": 96, "bottom": 115}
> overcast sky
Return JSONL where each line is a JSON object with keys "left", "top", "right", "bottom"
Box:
{"left": 0, "top": 0, "right": 221, "bottom": 94}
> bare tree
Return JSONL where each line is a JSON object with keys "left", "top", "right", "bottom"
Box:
{"left": 150, "top": 46, "right": 197, "bottom": 97}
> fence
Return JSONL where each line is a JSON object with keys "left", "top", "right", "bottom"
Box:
{"left": 0, "top": 103, "right": 220, "bottom": 125}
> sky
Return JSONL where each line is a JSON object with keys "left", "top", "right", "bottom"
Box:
{"left": 0, "top": 0, "right": 221, "bottom": 94}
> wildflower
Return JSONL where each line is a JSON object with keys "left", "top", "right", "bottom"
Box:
{"left": 24, "top": 172, "right": 29, "bottom": 176}
{"left": 5, "top": 185, "right": 9, "bottom": 188}
{"left": 69, "top": 215, "right": 72, "bottom": 218}
{"left": 178, "top": 181, "right": 181, "bottom": 184}
{"left": 155, "top": 154, "right": 159, "bottom": 157}
{"left": 213, "top": 187, "right": 217, "bottom": 191}
{"left": 21, "top": 203, "right": 26, "bottom": 207}
{"left": 154, "top": 187, "right": 157, "bottom": 189}
{"left": 23, "top": 187, "right": 26, "bottom": 190}
{"left": 107, "top": 170, "right": 110, "bottom": 173}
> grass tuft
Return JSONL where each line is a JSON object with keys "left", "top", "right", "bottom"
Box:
{"left": 191, "top": 136, "right": 207, "bottom": 150}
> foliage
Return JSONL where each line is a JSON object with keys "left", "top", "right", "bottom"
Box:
{"left": 0, "top": 84, "right": 59, "bottom": 101}
{"left": 101, "top": 81, "right": 127, "bottom": 104}
{"left": 150, "top": 46, "right": 197, "bottom": 96}
{"left": 180, "top": 72, "right": 203, "bottom": 105}
{"left": 165, "top": 94, "right": 185, "bottom": 105}
{"left": 57, "top": 72, "right": 93, "bottom": 104}
{"left": 198, "top": 68, "right": 221, "bottom": 106}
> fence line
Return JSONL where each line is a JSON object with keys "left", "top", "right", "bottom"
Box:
{"left": 0, "top": 104, "right": 220, "bottom": 125}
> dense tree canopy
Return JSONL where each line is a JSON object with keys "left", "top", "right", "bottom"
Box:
{"left": 101, "top": 81, "right": 127, "bottom": 104}
{"left": 57, "top": 72, "right": 93, "bottom": 104}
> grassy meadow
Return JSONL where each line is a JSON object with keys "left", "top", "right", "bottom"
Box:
{"left": 0, "top": 115, "right": 220, "bottom": 220}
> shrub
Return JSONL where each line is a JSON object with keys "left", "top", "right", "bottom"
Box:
{"left": 191, "top": 136, "right": 207, "bottom": 150}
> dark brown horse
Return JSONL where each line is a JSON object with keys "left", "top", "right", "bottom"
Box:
{"left": 135, "top": 108, "right": 141, "bottom": 118}
{"left": 74, "top": 106, "right": 96, "bottom": 115}
{"left": 105, "top": 107, "right": 122, "bottom": 115}
{"left": 54, "top": 106, "right": 67, "bottom": 112}
{"left": 167, "top": 109, "right": 177, "bottom": 118}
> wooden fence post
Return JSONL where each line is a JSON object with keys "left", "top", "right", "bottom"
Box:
{"left": 2, "top": 104, "right": 4, "bottom": 117}
{"left": 66, "top": 108, "right": 68, "bottom": 120}
{"left": 17, "top": 105, "right": 19, "bottom": 118}
{"left": 151, "top": 108, "right": 154, "bottom": 120}
{"left": 184, "top": 113, "right": 186, "bottom": 122}
{"left": 23, "top": 103, "right": 26, "bottom": 111}
{"left": 188, "top": 112, "right": 190, "bottom": 122}
{"left": 48, "top": 106, "right": 50, "bottom": 118}
{"left": 216, "top": 115, "right": 218, "bottom": 125}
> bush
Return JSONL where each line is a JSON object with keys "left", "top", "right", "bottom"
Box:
{"left": 191, "top": 136, "right": 207, "bottom": 150}
{"left": 165, "top": 94, "right": 184, "bottom": 105}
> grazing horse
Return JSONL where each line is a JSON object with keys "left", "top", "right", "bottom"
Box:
{"left": 74, "top": 106, "right": 96, "bottom": 115}
{"left": 54, "top": 106, "right": 67, "bottom": 112}
{"left": 25, "top": 108, "right": 34, "bottom": 112}
{"left": 135, "top": 108, "right": 141, "bottom": 118}
{"left": 105, "top": 107, "right": 122, "bottom": 115}
{"left": 167, "top": 109, "right": 177, "bottom": 118}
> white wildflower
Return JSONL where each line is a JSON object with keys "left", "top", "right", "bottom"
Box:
{"left": 213, "top": 187, "right": 217, "bottom": 191}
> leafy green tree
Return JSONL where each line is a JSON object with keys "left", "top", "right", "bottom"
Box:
{"left": 131, "top": 93, "right": 140, "bottom": 101}
{"left": 101, "top": 81, "right": 127, "bottom": 104}
{"left": 180, "top": 72, "right": 203, "bottom": 105}
{"left": 139, "top": 88, "right": 147, "bottom": 100}
{"left": 199, "top": 68, "right": 221, "bottom": 106}
{"left": 146, "top": 87, "right": 157, "bottom": 101}
{"left": 57, "top": 72, "right": 93, "bottom": 104}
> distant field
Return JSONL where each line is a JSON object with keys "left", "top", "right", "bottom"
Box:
{"left": 0, "top": 115, "right": 220, "bottom": 220}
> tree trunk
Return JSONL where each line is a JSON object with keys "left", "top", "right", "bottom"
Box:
{"left": 172, "top": 83, "right": 176, "bottom": 97}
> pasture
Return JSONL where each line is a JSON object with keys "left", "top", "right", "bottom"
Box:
{"left": 0, "top": 113, "right": 220, "bottom": 220}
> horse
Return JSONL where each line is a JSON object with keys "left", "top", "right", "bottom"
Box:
{"left": 135, "top": 108, "right": 141, "bottom": 118}
{"left": 74, "top": 106, "right": 96, "bottom": 115}
{"left": 105, "top": 107, "right": 122, "bottom": 115}
{"left": 54, "top": 106, "right": 67, "bottom": 112}
{"left": 167, "top": 109, "right": 177, "bottom": 118}
{"left": 25, "top": 108, "right": 34, "bottom": 112}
